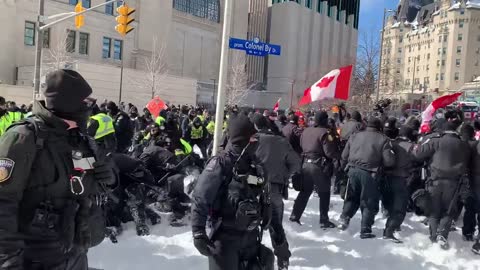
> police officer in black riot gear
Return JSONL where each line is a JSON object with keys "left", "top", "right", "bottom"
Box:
{"left": 290, "top": 112, "right": 341, "bottom": 228}
{"left": 468, "top": 124, "right": 480, "bottom": 254}
{"left": 282, "top": 114, "right": 303, "bottom": 154}
{"left": 382, "top": 126, "right": 417, "bottom": 243}
{"left": 339, "top": 117, "right": 395, "bottom": 239}
{"left": 251, "top": 114, "right": 301, "bottom": 270}
{"left": 191, "top": 114, "right": 274, "bottom": 270}
{"left": 0, "top": 70, "right": 116, "bottom": 270}
{"left": 414, "top": 111, "right": 471, "bottom": 250}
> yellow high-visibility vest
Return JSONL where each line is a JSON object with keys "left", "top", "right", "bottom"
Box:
{"left": 156, "top": 116, "right": 166, "bottom": 126}
{"left": 0, "top": 115, "right": 10, "bottom": 136}
{"left": 191, "top": 125, "right": 204, "bottom": 140}
{"left": 206, "top": 121, "right": 215, "bottom": 135}
{"left": 8, "top": 111, "right": 23, "bottom": 124}
{"left": 177, "top": 138, "right": 192, "bottom": 156}
{"left": 90, "top": 113, "right": 115, "bottom": 140}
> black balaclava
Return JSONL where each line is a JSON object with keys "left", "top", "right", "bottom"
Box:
{"left": 228, "top": 114, "right": 256, "bottom": 149}
{"left": 42, "top": 69, "right": 93, "bottom": 130}
{"left": 367, "top": 117, "right": 382, "bottom": 131}
{"left": 351, "top": 111, "right": 362, "bottom": 122}
{"left": 314, "top": 112, "right": 329, "bottom": 128}
{"left": 0, "top": 96, "right": 6, "bottom": 117}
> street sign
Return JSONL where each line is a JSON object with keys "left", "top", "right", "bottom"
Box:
{"left": 229, "top": 37, "right": 281, "bottom": 57}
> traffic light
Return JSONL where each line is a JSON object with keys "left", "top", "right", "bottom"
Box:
{"left": 115, "top": 3, "right": 135, "bottom": 36}
{"left": 74, "top": 1, "right": 85, "bottom": 29}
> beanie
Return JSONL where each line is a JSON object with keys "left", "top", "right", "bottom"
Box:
{"left": 252, "top": 113, "right": 269, "bottom": 130}
{"left": 43, "top": 69, "right": 92, "bottom": 113}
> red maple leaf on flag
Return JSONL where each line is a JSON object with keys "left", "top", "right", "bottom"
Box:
{"left": 316, "top": 76, "right": 335, "bottom": 88}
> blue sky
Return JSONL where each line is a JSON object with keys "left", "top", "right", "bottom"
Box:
{"left": 359, "top": 0, "right": 398, "bottom": 38}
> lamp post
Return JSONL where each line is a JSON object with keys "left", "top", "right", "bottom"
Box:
{"left": 376, "top": 8, "right": 395, "bottom": 102}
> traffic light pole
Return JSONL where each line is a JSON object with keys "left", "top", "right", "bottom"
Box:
{"left": 212, "top": 0, "right": 233, "bottom": 156}
{"left": 32, "top": 0, "right": 119, "bottom": 101}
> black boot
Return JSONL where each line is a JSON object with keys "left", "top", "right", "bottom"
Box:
{"left": 472, "top": 241, "right": 480, "bottom": 255}
{"left": 463, "top": 234, "right": 475, "bottom": 242}
{"left": 320, "top": 220, "right": 336, "bottom": 229}
{"left": 338, "top": 217, "right": 350, "bottom": 231}
{"left": 360, "top": 232, "right": 376, "bottom": 239}
{"left": 383, "top": 229, "right": 403, "bottom": 244}
{"left": 289, "top": 216, "right": 302, "bottom": 225}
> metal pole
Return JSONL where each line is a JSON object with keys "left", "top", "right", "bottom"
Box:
{"left": 33, "top": 0, "right": 45, "bottom": 102}
{"left": 376, "top": 8, "right": 388, "bottom": 102}
{"left": 212, "top": 0, "right": 233, "bottom": 156}
{"left": 119, "top": 54, "right": 124, "bottom": 104}
{"left": 212, "top": 78, "right": 216, "bottom": 108}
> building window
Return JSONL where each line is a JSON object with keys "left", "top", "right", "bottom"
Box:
{"left": 317, "top": 0, "right": 323, "bottom": 13}
{"left": 460, "top": 9, "right": 465, "bottom": 15}
{"left": 443, "top": 35, "right": 447, "bottom": 42}
{"left": 102, "top": 37, "right": 111, "bottom": 58}
{"left": 106, "top": 0, "right": 114, "bottom": 15}
{"left": 459, "top": 20, "right": 464, "bottom": 28}
{"left": 396, "top": 69, "right": 400, "bottom": 74}
{"left": 305, "top": 0, "right": 311, "bottom": 8}
{"left": 173, "top": 0, "right": 220, "bottom": 23}
{"left": 397, "top": 58, "right": 401, "bottom": 64}
{"left": 438, "top": 48, "right": 441, "bottom": 55}
{"left": 443, "top": 48, "right": 446, "bottom": 55}
{"left": 417, "top": 66, "right": 420, "bottom": 72}
{"left": 398, "top": 48, "right": 402, "bottom": 53}
{"left": 69, "top": 0, "right": 77, "bottom": 5}
{"left": 399, "top": 37, "right": 403, "bottom": 43}
{"left": 441, "top": 73, "right": 444, "bottom": 81}
{"left": 408, "top": 67, "right": 411, "bottom": 73}
{"left": 456, "top": 59, "right": 461, "bottom": 66}
{"left": 442, "top": 60, "right": 445, "bottom": 66}
{"left": 436, "top": 74, "right": 439, "bottom": 81}
{"left": 408, "top": 57, "right": 411, "bottom": 63}
{"left": 456, "top": 46, "right": 462, "bottom": 53}
{"left": 66, "top": 30, "right": 76, "bottom": 53}
{"left": 79, "top": 32, "right": 89, "bottom": 55}
{"left": 113, "top": 39, "right": 123, "bottom": 60}
{"left": 458, "top": 34, "right": 463, "bottom": 41}
{"left": 437, "top": 60, "right": 440, "bottom": 67}
{"left": 43, "top": 28, "right": 50, "bottom": 49}
{"left": 455, "top": 72, "right": 460, "bottom": 81}
{"left": 405, "top": 79, "right": 410, "bottom": 86}
{"left": 438, "top": 36, "right": 442, "bottom": 43}
{"left": 24, "top": 21, "right": 35, "bottom": 46}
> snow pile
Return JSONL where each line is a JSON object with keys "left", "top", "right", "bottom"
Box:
{"left": 467, "top": 1, "right": 480, "bottom": 9}
{"left": 89, "top": 192, "right": 480, "bottom": 270}
{"left": 390, "top": 22, "right": 401, "bottom": 29}
{"left": 448, "top": 2, "right": 462, "bottom": 11}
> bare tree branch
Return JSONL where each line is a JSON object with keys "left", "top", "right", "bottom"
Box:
{"left": 43, "top": 26, "right": 73, "bottom": 75}
{"left": 226, "top": 52, "right": 250, "bottom": 106}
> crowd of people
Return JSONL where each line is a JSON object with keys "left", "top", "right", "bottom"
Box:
{"left": 0, "top": 69, "right": 479, "bottom": 270}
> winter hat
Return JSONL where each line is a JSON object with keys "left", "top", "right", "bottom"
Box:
{"left": 351, "top": 111, "right": 362, "bottom": 122}
{"left": 367, "top": 117, "right": 382, "bottom": 130}
{"left": 228, "top": 114, "right": 256, "bottom": 146}
{"left": 384, "top": 117, "right": 398, "bottom": 129}
{"left": 460, "top": 124, "right": 475, "bottom": 141}
{"left": 43, "top": 69, "right": 92, "bottom": 113}
{"left": 106, "top": 101, "right": 119, "bottom": 114}
{"left": 314, "top": 111, "right": 329, "bottom": 127}
{"left": 252, "top": 113, "right": 269, "bottom": 130}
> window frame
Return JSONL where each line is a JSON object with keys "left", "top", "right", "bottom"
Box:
{"left": 79, "top": 32, "right": 89, "bottom": 55}
{"left": 66, "top": 30, "right": 76, "bottom": 53}
{"left": 105, "top": 0, "right": 114, "bottom": 15}
{"left": 102, "top": 37, "right": 112, "bottom": 59}
{"left": 113, "top": 39, "right": 123, "bottom": 60}
{"left": 24, "top": 21, "right": 36, "bottom": 46}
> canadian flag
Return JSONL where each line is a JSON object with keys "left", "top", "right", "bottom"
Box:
{"left": 419, "top": 92, "right": 462, "bottom": 132}
{"left": 298, "top": 65, "right": 353, "bottom": 106}
{"left": 273, "top": 98, "right": 281, "bottom": 112}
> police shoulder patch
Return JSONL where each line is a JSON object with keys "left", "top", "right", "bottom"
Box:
{"left": 0, "top": 158, "right": 15, "bottom": 183}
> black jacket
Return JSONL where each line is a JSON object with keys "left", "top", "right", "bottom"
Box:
{"left": 385, "top": 137, "right": 416, "bottom": 178}
{"left": 282, "top": 123, "right": 303, "bottom": 154}
{"left": 253, "top": 130, "right": 301, "bottom": 186}
{"left": 300, "top": 126, "right": 340, "bottom": 160}
{"left": 342, "top": 127, "right": 395, "bottom": 172}
{"left": 0, "top": 101, "right": 112, "bottom": 268}
{"left": 112, "top": 111, "right": 134, "bottom": 153}
{"left": 340, "top": 120, "right": 363, "bottom": 142}
{"left": 415, "top": 131, "right": 471, "bottom": 181}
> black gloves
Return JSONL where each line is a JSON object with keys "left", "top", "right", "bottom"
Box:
{"left": 93, "top": 161, "right": 115, "bottom": 185}
{"left": 291, "top": 173, "right": 303, "bottom": 191}
{"left": 193, "top": 228, "right": 215, "bottom": 257}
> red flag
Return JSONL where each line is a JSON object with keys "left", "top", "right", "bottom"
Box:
{"left": 298, "top": 65, "right": 353, "bottom": 106}
{"left": 421, "top": 92, "right": 462, "bottom": 124}
{"left": 273, "top": 98, "right": 281, "bottom": 112}
{"left": 146, "top": 96, "right": 167, "bottom": 118}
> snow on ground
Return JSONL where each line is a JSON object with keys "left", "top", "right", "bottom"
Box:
{"left": 89, "top": 192, "right": 480, "bottom": 270}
